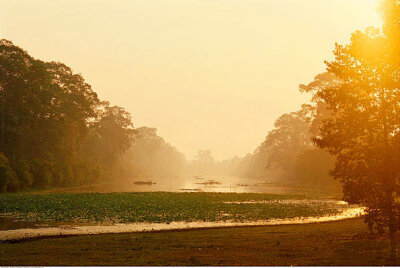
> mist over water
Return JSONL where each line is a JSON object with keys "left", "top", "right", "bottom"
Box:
{"left": 44, "top": 174, "right": 329, "bottom": 195}
{"left": 128, "top": 176, "right": 315, "bottom": 194}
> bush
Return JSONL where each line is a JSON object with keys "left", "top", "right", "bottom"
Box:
{"left": 0, "top": 153, "right": 19, "bottom": 192}
{"left": 294, "top": 148, "right": 339, "bottom": 190}
{"left": 13, "top": 158, "right": 33, "bottom": 188}
{"left": 32, "top": 159, "right": 53, "bottom": 189}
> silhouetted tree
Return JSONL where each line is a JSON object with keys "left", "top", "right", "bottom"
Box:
{"left": 0, "top": 39, "right": 141, "bottom": 190}
{"left": 306, "top": 0, "right": 400, "bottom": 252}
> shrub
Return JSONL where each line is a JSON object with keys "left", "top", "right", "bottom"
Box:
{"left": 0, "top": 153, "right": 18, "bottom": 192}
{"left": 32, "top": 159, "right": 53, "bottom": 189}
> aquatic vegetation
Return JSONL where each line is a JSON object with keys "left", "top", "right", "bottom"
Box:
{"left": 0, "top": 192, "right": 349, "bottom": 224}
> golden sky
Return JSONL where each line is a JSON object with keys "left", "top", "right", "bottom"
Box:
{"left": 0, "top": 0, "right": 380, "bottom": 160}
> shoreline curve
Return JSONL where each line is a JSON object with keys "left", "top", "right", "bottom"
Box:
{"left": 0, "top": 207, "right": 365, "bottom": 242}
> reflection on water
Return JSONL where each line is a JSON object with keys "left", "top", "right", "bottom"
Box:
{"left": 40, "top": 175, "right": 338, "bottom": 196}
{"left": 85, "top": 176, "right": 311, "bottom": 194}
{"left": 0, "top": 217, "right": 39, "bottom": 231}
{"left": 121, "top": 175, "right": 327, "bottom": 195}
{"left": 0, "top": 217, "right": 86, "bottom": 231}
{"left": 119, "top": 175, "right": 252, "bottom": 193}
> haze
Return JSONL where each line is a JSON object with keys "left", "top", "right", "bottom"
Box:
{"left": 0, "top": 0, "right": 380, "bottom": 160}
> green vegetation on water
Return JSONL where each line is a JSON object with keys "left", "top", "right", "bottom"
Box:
{"left": 0, "top": 192, "right": 347, "bottom": 224}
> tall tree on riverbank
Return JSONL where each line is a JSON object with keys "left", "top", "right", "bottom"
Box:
{"left": 0, "top": 40, "right": 137, "bottom": 190}
{"left": 0, "top": 39, "right": 186, "bottom": 191}
{"left": 263, "top": 111, "right": 312, "bottom": 172}
{"left": 306, "top": 0, "right": 400, "bottom": 250}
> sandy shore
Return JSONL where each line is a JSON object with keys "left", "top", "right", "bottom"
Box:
{"left": 0, "top": 207, "right": 364, "bottom": 242}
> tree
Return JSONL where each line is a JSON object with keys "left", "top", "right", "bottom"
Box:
{"left": 45, "top": 61, "right": 100, "bottom": 186}
{"left": 263, "top": 111, "right": 312, "bottom": 172}
{"left": 294, "top": 148, "right": 338, "bottom": 190}
{"left": 295, "top": 72, "right": 343, "bottom": 190}
{"left": 0, "top": 39, "right": 61, "bottom": 188}
{"left": 0, "top": 39, "right": 51, "bottom": 160}
{"left": 300, "top": 72, "right": 342, "bottom": 137}
{"left": 89, "top": 103, "right": 134, "bottom": 179}
{"left": 125, "top": 127, "right": 185, "bottom": 178}
{"left": 0, "top": 39, "right": 140, "bottom": 189}
{"left": 307, "top": 0, "right": 400, "bottom": 252}
{"left": 0, "top": 153, "right": 18, "bottom": 192}
{"left": 229, "top": 104, "right": 337, "bottom": 187}
{"left": 191, "top": 150, "right": 216, "bottom": 175}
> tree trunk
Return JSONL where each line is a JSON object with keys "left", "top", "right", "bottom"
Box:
{"left": 388, "top": 191, "right": 397, "bottom": 260}
{"left": 0, "top": 108, "right": 5, "bottom": 153}
{"left": 0, "top": 120, "right": 4, "bottom": 153}
{"left": 390, "top": 228, "right": 396, "bottom": 260}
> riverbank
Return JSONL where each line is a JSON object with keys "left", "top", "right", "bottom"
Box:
{"left": 0, "top": 206, "right": 363, "bottom": 242}
{"left": 1, "top": 218, "right": 397, "bottom": 266}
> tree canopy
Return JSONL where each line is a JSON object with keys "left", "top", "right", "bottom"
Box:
{"left": 0, "top": 39, "right": 184, "bottom": 191}
{"left": 303, "top": 0, "right": 400, "bottom": 244}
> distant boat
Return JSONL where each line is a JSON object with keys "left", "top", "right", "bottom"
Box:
{"left": 133, "top": 180, "right": 156, "bottom": 185}
{"left": 179, "top": 188, "right": 203, "bottom": 192}
{"left": 193, "top": 176, "right": 205, "bottom": 180}
{"left": 195, "top": 179, "right": 222, "bottom": 185}
{"left": 259, "top": 180, "right": 274, "bottom": 185}
{"left": 237, "top": 184, "right": 248, "bottom": 187}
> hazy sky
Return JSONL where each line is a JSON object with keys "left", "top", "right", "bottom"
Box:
{"left": 0, "top": 0, "right": 381, "bottom": 160}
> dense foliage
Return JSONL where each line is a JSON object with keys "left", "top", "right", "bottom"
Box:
{"left": 124, "top": 127, "right": 186, "bottom": 178}
{"left": 306, "top": 0, "right": 400, "bottom": 241}
{"left": 0, "top": 40, "right": 184, "bottom": 192}
{"left": 225, "top": 101, "right": 339, "bottom": 191}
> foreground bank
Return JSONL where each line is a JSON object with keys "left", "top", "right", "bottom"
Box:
{"left": 0, "top": 206, "right": 363, "bottom": 242}
{"left": 1, "top": 218, "right": 397, "bottom": 266}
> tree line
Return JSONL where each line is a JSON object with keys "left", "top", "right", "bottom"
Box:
{"left": 0, "top": 40, "right": 185, "bottom": 192}
{"left": 222, "top": 73, "right": 340, "bottom": 192}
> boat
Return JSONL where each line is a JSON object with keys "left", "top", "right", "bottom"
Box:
{"left": 195, "top": 179, "right": 222, "bottom": 185}
{"left": 133, "top": 180, "right": 156, "bottom": 185}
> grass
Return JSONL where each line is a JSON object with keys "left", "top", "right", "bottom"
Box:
{"left": 1, "top": 218, "right": 397, "bottom": 266}
{"left": 0, "top": 192, "right": 347, "bottom": 223}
